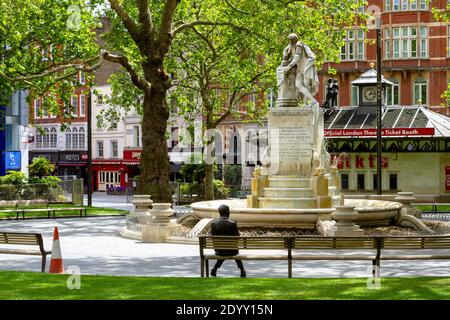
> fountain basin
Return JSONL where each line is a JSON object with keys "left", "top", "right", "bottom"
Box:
{"left": 191, "top": 198, "right": 403, "bottom": 229}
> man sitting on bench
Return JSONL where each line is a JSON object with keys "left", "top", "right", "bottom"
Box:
{"left": 210, "top": 204, "right": 247, "bottom": 278}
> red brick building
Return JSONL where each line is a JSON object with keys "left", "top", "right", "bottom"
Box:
{"left": 29, "top": 72, "right": 89, "bottom": 185}
{"left": 318, "top": 0, "right": 449, "bottom": 115}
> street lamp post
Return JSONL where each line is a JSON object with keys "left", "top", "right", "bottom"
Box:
{"left": 87, "top": 90, "right": 93, "bottom": 206}
{"left": 376, "top": 15, "right": 382, "bottom": 195}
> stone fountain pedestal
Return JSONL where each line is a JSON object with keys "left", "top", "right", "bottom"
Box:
{"left": 142, "top": 203, "right": 178, "bottom": 243}
{"left": 247, "top": 106, "right": 340, "bottom": 211}
{"left": 326, "top": 206, "right": 365, "bottom": 237}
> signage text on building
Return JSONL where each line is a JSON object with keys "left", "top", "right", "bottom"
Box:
{"left": 330, "top": 154, "right": 388, "bottom": 169}
{"left": 325, "top": 128, "right": 435, "bottom": 137}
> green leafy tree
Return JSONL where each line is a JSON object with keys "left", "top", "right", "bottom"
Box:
{"left": 0, "top": 171, "right": 27, "bottom": 185}
{"left": 28, "top": 157, "right": 55, "bottom": 178}
{"left": 165, "top": 1, "right": 367, "bottom": 199}
{"left": 1, "top": 0, "right": 367, "bottom": 202}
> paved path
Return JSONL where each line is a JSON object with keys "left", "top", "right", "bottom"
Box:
{"left": 84, "top": 192, "right": 133, "bottom": 212}
{"left": 1, "top": 217, "right": 450, "bottom": 278}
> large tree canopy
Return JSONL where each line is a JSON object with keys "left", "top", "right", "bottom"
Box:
{"left": 1, "top": 0, "right": 368, "bottom": 202}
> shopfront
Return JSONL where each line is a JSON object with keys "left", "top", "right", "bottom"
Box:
{"left": 92, "top": 160, "right": 127, "bottom": 191}
{"left": 58, "top": 151, "right": 88, "bottom": 187}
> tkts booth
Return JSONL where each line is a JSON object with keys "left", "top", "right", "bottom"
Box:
{"left": 324, "top": 68, "right": 450, "bottom": 198}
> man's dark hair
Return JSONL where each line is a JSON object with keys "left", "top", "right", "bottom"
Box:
{"left": 218, "top": 204, "right": 230, "bottom": 218}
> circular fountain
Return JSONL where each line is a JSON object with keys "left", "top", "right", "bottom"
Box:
{"left": 121, "top": 34, "right": 437, "bottom": 242}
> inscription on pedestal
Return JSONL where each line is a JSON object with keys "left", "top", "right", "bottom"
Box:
{"left": 268, "top": 109, "right": 316, "bottom": 175}
{"left": 271, "top": 127, "right": 313, "bottom": 163}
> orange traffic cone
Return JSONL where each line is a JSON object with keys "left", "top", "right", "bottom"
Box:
{"left": 48, "top": 227, "right": 64, "bottom": 274}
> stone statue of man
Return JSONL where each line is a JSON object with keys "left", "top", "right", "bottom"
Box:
{"left": 276, "top": 33, "right": 319, "bottom": 107}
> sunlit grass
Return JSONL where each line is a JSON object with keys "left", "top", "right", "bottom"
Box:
{"left": 1, "top": 271, "right": 450, "bottom": 300}
{"left": 0, "top": 204, "right": 127, "bottom": 219}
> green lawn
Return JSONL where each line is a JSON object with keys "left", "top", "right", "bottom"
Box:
{"left": 0, "top": 204, "right": 127, "bottom": 219}
{"left": 1, "top": 271, "right": 450, "bottom": 300}
{"left": 416, "top": 205, "right": 450, "bottom": 212}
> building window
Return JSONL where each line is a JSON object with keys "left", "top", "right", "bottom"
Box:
{"left": 419, "top": 0, "right": 426, "bottom": 10}
{"left": 351, "top": 85, "right": 359, "bottom": 106}
{"left": 36, "top": 130, "right": 43, "bottom": 148}
{"left": 72, "top": 127, "right": 79, "bottom": 150}
{"left": 385, "top": 0, "right": 391, "bottom": 11}
{"left": 413, "top": 78, "right": 427, "bottom": 105}
{"left": 79, "top": 127, "right": 85, "bottom": 150}
{"left": 341, "top": 173, "right": 349, "bottom": 190}
{"left": 389, "top": 174, "right": 398, "bottom": 190}
{"left": 357, "top": 173, "right": 365, "bottom": 190}
{"left": 42, "top": 128, "right": 50, "bottom": 148}
{"left": 386, "top": 26, "right": 426, "bottom": 59}
{"left": 340, "top": 29, "right": 364, "bottom": 61}
{"left": 384, "top": 29, "right": 390, "bottom": 58}
{"left": 97, "top": 141, "right": 104, "bottom": 158}
{"left": 50, "top": 127, "right": 57, "bottom": 148}
{"left": 419, "top": 27, "right": 427, "bottom": 58}
{"left": 385, "top": 0, "right": 426, "bottom": 11}
{"left": 134, "top": 125, "right": 141, "bottom": 147}
{"left": 448, "top": 26, "right": 450, "bottom": 57}
{"left": 34, "top": 99, "right": 41, "bottom": 118}
{"left": 71, "top": 95, "right": 78, "bottom": 116}
{"left": 42, "top": 98, "right": 48, "bottom": 118}
{"left": 266, "top": 88, "right": 277, "bottom": 109}
{"left": 401, "top": 0, "right": 408, "bottom": 10}
{"left": 170, "top": 127, "right": 178, "bottom": 149}
{"left": 386, "top": 78, "right": 400, "bottom": 105}
{"left": 80, "top": 94, "right": 85, "bottom": 116}
{"left": 373, "top": 174, "right": 378, "bottom": 190}
{"left": 393, "top": 0, "right": 400, "bottom": 10}
{"left": 65, "top": 128, "right": 72, "bottom": 150}
{"left": 79, "top": 71, "right": 85, "bottom": 85}
{"left": 111, "top": 141, "right": 118, "bottom": 158}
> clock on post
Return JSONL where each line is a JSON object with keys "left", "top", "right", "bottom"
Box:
{"left": 351, "top": 63, "right": 394, "bottom": 114}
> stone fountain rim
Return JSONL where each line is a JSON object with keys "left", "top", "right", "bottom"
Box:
{"left": 190, "top": 198, "right": 403, "bottom": 214}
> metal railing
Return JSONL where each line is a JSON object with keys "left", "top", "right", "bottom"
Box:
{"left": 125, "top": 179, "right": 249, "bottom": 205}
{"left": 0, "top": 179, "right": 82, "bottom": 203}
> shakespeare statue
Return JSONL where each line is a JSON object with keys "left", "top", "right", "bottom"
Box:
{"left": 276, "top": 33, "right": 319, "bottom": 108}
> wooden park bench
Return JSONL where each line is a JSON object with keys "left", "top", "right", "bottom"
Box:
{"left": 199, "top": 235, "right": 450, "bottom": 278}
{"left": 0, "top": 200, "right": 87, "bottom": 220}
{"left": 0, "top": 232, "right": 52, "bottom": 272}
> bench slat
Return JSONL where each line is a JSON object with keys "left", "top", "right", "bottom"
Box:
{"left": 0, "top": 249, "right": 45, "bottom": 255}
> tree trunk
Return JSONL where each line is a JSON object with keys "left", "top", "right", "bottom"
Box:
{"left": 203, "top": 122, "right": 216, "bottom": 201}
{"left": 137, "top": 78, "right": 172, "bottom": 203}
{"left": 204, "top": 163, "right": 214, "bottom": 201}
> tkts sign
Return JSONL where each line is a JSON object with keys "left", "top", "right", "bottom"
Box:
{"left": 325, "top": 128, "right": 435, "bottom": 137}
{"left": 330, "top": 154, "right": 388, "bottom": 169}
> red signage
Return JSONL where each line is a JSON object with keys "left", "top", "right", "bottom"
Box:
{"left": 330, "top": 154, "right": 388, "bottom": 169}
{"left": 123, "top": 150, "right": 142, "bottom": 161}
{"left": 325, "top": 128, "right": 435, "bottom": 137}
{"left": 446, "top": 166, "right": 450, "bottom": 191}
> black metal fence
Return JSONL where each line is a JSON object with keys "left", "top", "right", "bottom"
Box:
{"left": 126, "top": 178, "right": 250, "bottom": 205}
{"left": 0, "top": 179, "right": 81, "bottom": 203}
